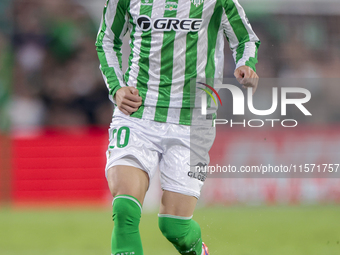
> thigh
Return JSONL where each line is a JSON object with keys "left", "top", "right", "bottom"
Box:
{"left": 107, "top": 165, "right": 149, "bottom": 205}
{"left": 159, "top": 190, "right": 198, "bottom": 217}
{"left": 105, "top": 116, "right": 162, "bottom": 205}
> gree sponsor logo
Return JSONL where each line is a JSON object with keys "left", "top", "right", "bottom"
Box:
{"left": 136, "top": 15, "right": 203, "bottom": 32}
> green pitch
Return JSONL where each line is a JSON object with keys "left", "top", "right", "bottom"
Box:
{"left": 0, "top": 206, "right": 339, "bottom": 255}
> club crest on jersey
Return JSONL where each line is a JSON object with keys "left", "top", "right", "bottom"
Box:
{"left": 165, "top": 1, "right": 178, "bottom": 11}
{"left": 141, "top": 0, "right": 153, "bottom": 6}
{"left": 191, "top": 0, "right": 204, "bottom": 7}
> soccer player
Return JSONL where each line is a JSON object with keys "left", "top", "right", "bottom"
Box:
{"left": 96, "top": 0, "right": 259, "bottom": 254}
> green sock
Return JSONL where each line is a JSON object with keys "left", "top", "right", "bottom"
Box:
{"left": 111, "top": 195, "right": 143, "bottom": 255}
{"left": 159, "top": 214, "right": 202, "bottom": 255}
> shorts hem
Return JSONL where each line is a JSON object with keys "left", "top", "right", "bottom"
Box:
{"left": 162, "top": 186, "right": 201, "bottom": 199}
{"left": 106, "top": 156, "right": 152, "bottom": 183}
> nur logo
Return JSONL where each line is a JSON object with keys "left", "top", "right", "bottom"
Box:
{"left": 198, "top": 82, "right": 312, "bottom": 128}
{"left": 197, "top": 82, "right": 222, "bottom": 115}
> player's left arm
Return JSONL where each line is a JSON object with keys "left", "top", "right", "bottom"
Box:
{"left": 222, "top": 0, "right": 260, "bottom": 93}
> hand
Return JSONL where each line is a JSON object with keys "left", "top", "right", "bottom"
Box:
{"left": 114, "top": 87, "right": 142, "bottom": 115}
{"left": 234, "top": 65, "right": 259, "bottom": 94}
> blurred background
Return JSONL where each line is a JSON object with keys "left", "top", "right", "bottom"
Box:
{"left": 0, "top": 0, "right": 340, "bottom": 255}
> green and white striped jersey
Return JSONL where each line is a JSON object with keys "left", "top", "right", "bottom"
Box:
{"left": 96, "top": 0, "right": 260, "bottom": 125}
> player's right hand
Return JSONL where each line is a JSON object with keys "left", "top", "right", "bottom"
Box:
{"left": 114, "top": 87, "right": 142, "bottom": 115}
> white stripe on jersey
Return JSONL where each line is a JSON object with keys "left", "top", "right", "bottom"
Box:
{"left": 166, "top": 0, "right": 191, "bottom": 123}
{"left": 127, "top": 0, "right": 142, "bottom": 89}
{"left": 214, "top": 26, "right": 225, "bottom": 84}
{"left": 221, "top": 8, "right": 239, "bottom": 66}
{"left": 196, "top": 0, "right": 216, "bottom": 81}
{"left": 194, "top": 0, "right": 216, "bottom": 112}
{"left": 191, "top": 1, "right": 218, "bottom": 125}
{"left": 142, "top": 0, "right": 167, "bottom": 120}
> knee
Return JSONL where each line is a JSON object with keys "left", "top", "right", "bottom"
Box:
{"left": 159, "top": 215, "right": 202, "bottom": 254}
{"left": 107, "top": 166, "right": 149, "bottom": 200}
{"left": 112, "top": 195, "right": 142, "bottom": 229}
{"left": 158, "top": 215, "right": 194, "bottom": 247}
{"left": 158, "top": 216, "right": 178, "bottom": 240}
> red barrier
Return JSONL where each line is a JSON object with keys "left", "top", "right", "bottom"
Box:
{"left": 0, "top": 134, "right": 11, "bottom": 204}
{"left": 10, "top": 128, "right": 109, "bottom": 205}
{"left": 202, "top": 126, "right": 340, "bottom": 205}
{"left": 2, "top": 126, "right": 340, "bottom": 206}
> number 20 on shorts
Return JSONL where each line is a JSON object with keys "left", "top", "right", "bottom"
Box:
{"left": 109, "top": 126, "right": 130, "bottom": 149}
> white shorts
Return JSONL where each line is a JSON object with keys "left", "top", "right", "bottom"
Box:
{"left": 105, "top": 113, "right": 216, "bottom": 198}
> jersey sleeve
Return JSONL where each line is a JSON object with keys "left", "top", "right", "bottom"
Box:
{"left": 95, "top": 0, "right": 129, "bottom": 103}
{"left": 222, "top": 0, "right": 260, "bottom": 72}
